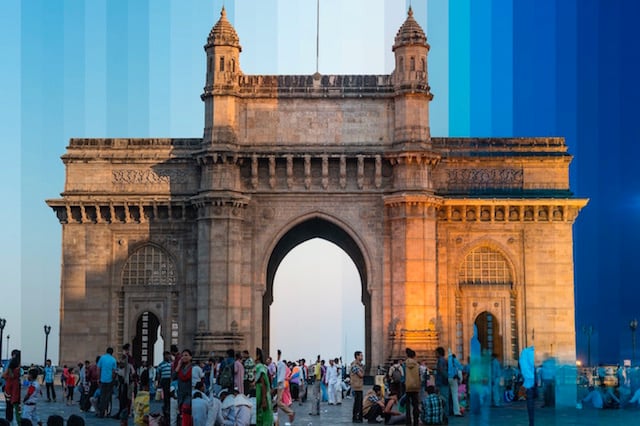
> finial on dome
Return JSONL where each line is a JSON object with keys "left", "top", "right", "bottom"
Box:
{"left": 220, "top": 6, "right": 226, "bottom": 19}
{"left": 408, "top": 5, "right": 413, "bottom": 18}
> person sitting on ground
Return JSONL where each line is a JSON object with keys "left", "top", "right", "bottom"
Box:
{"left": 362, "top": 385, "right": 386, "bottom": 423}
{"left": 133, "top": 370, "right": 151, "bottom": 426}
{"left": 421, "top": 385, "right": 446, "bottom": 425}
{"left": 581, "top": 385, "right": 603, "bottom": 409}
{"left": 601, "top": 385, "right": 621, "bottom": 409}
{"left": 627, "top": 386, "right": 640, "bottom": 407}
{"left": 380, "top": 391, "right": 404, "bottom": 425}
{"left": 191, "top": 381, "right": 209, "bottom": 426}
{"left": 205, "top": 386, "right": 225, "bottom": 426}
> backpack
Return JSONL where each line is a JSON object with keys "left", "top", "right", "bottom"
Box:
{"left": 390, "top": 365, "right": 402, "bottom": 384}
{"left": 219, "top": 362, "right": 234, "bottom": 389}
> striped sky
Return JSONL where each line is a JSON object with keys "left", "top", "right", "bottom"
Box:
{"left": 2, "top": 0, "right": 639, "bottom": 365}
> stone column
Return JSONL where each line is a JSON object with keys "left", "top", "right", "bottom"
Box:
{"left": 384, "top": 195, "right": 440, "bottom": 360}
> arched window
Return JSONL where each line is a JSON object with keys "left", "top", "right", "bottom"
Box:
{"left": 458, "top": 246, "right": 512, "bottom": 286}
{"left": 231, "top": 59, "right": 236, "bottom": 73}
{"left": 399, "top": 57, "right": 404, "bottom": 72}
{"left": 219, "top": 56, "right": 225, "bottom": 72}
{"left": 421, "top": 57, "right": 426, "bottom": 72}
{"left": 122, "top": 245, "right": 176, "bottom": 286}
{"left": 410, "top": 56, "right": 415, "bottom": 71}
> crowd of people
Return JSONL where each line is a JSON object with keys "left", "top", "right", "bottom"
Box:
{"left": 6, "top": 342, "right": 640, "bottom": 426}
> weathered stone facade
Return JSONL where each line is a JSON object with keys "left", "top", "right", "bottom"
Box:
{"left": 48, "top": 8, "right": 586, "bottom": 372}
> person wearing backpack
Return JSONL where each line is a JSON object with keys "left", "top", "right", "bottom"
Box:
{"left": 388, "top": 360, "right": 404, "bottom": 397}
{"left": 403, "top": 348, "right": 421, "bottom": 426}
{"left": 218, "top": 349, "right": 235, "bottom": 390}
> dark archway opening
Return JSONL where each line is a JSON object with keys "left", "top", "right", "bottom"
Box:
{"left": 474, "top": 311, "right": 503, "bottom": 359}
{"left": 133, "top": 311, "right": 161, "bottom": 366}
{"left": 264, "top": 217, "right": 371, "bottom": 371}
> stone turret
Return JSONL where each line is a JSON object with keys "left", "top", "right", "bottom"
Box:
{"left": 202, "top": 7, "right": 242, "bottom": 144}
{"left": 392, "top": 6, "right": 433, "bottom": 145}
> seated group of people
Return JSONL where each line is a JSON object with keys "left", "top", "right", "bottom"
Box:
{"left": 0, "top": 415, "right": 85, "bottom": 426}
{"left": 362, "top": 385, "right": 446, "bottom": 425}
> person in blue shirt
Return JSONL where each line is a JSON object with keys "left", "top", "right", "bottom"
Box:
{"left": 96, "top": 347, "right": 118, "bottom": 418}
{"left": 447, "top": 351, "right": 463, "bottom": 417}
{"left": 44, "top": 359, "right": 57, "bottom": 402}
{"left": 520, "top": 346, "right": 535, "bottom": 426}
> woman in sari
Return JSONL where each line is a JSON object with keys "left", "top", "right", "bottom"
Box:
{"left": 255, "top": 348, "right": 273, "bottom": 426}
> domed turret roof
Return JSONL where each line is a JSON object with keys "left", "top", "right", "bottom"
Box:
{"left": 207, "top": 7, "right": 241, "bottom": 50}
{"left": 393, "top": 7, "right": 427, "bottom": 50}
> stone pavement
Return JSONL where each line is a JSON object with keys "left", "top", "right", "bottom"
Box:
{"left": 2, "top": 390, "right": 640, "bottom": 425}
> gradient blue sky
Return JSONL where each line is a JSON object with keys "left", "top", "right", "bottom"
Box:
{"left": 2, "top": 0, "right": 639, "bottom": 366}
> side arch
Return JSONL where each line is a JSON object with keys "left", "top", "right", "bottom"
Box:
{"left": 454, "top": 239, "right": 521, "bottom": 363}
{"left": 262, "top": 213, "right": 372, "bottom": 368}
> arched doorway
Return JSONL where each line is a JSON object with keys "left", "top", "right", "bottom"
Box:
{"left": 133, "top": 311, "right": 161, "bottom": 366}
{"left": 474, "top": 311, "right": 503, "bottom": 360}
{"left": 269, "top": 238, "right": 365, "bottom": 364}
{"left": 263, "top": 217, "right": 371, "bottom": 370}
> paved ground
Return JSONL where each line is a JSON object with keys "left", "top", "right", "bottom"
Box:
{"left": 2, "top": 388, "right": 640, "bottom": 425}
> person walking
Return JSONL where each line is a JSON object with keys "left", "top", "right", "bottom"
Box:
{"left": 255, "top": 348, "right": 273, "bottom": 426}
{"left": 276, "top": 349, "right": 296, "bottom": 424}
{"left": 157, "top": 351, "right": 173, "bottom": 420}
{"left": 350, "top": 350, "right": 365, "bottom": 423}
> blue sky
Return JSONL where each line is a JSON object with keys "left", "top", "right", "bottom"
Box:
{"left": 2, "top": 0, "right": 639, "bottom": 365}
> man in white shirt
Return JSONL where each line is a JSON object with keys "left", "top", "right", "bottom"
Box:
{"left": 326, "top": 358, "right": 341, "bottom": 405}
{"left": 192, "top": 361, "right": 205, "bottom": 388}
{"left": 276, "top": 349, "right": 295, "bottom": 423}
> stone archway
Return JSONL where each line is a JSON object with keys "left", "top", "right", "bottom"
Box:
{"left": 132, "top": 311, "right": 161, "bottom": 366}
{"left": 474, "top": 311, "right": 503, "bottom": 360}
{"left": 262, "top": 217, "right": 371, "bottom": 369}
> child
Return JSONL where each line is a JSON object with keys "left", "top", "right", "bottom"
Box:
{"left": 23, "top": 368, "right": 43, "bottom": 426}
{"left": 133, "top": 371, "right": 151, "bottom": 426}
{"left": 65, "top": 367, "right": 76, "bottom": 405}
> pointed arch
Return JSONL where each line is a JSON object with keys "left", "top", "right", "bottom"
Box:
{"left": 262, "top": 213, "right": 372, "bottom": 368}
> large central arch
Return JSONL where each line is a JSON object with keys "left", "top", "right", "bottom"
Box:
{"left": 262, "top": 216, "right": 372, "bottom": 368}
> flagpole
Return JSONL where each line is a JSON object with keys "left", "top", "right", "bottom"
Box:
{"left": 316, "top": 0, "right": 320, "bottom": 74}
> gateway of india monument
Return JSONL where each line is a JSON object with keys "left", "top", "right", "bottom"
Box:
{"left": 48, "top": 6, "right": 587, "bottom": 380}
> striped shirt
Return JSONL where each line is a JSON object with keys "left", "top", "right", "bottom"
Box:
{"left": 157, "top": 360, "right": 173, "bottom": 380}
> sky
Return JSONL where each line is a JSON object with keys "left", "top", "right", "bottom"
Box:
{"left": 1, "top": 0, "right": 639, "bottom": 366}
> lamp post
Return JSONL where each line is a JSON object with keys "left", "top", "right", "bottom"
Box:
{"left": 6, "top": 334, "right": 9, "bottom": 360}
{"left": 44, "top": 325, "right": 52, "bottom": 367}
{"left": 630, "top": 319, "right": 638, "bottom": 365}
{"left": 582, "top": 325, "right": 594, "bottom": 367}
{"left": 0, "top": 318, "right": 5, "bottom": 366}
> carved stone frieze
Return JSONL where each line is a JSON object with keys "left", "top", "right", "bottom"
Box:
{"left": 446, "top": 168, "right": 523, "bottom": 190}
{"left": 112, "top": 168, "right": 190, "bottom": 185}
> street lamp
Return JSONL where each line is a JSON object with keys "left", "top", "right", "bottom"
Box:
{"left": 630, "top": 319, "right": 638, "bottom": 365}
{"left": 0, "top": 318, "right": 5, "bottom": 366}
{"left": 6, "top": 334, "right": 9, "bottom": 360}
{"left": 44, "top": 325, "right": 52, "bottom": 366}
{"left": 0, "top": 318, "right": 5, "bottom": 367}
{"left": 582, "top": 325, "right": 594, "bottom": 367}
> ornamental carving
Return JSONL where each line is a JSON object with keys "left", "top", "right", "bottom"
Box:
{"left": 112, "top": 168, "right": 189, "bottom": 185}
{"left": 446, "top": 168, "right": 523, "bottom": 189}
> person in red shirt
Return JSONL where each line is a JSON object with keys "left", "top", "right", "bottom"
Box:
{"left": 3, "top": 349, "right": 22, "bottom": 424}
{"left": 66, "top": 366, "right": 77, "bottom": 405}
